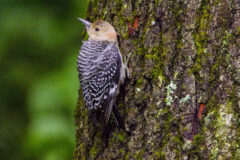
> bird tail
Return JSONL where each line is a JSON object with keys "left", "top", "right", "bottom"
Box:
{"left": 112, "top": 104, "right": 125, "bottom": 130}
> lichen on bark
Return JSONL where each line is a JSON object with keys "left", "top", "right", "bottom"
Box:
{"left": 74, "top": 0, "right": 240, "bottom": 159}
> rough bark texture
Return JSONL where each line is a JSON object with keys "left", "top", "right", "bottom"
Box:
{"left": 74, "top": 0, "right": 240, "bottom": 159}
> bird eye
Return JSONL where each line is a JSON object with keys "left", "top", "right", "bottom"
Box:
{"left": 95, "top": 28, "right": 100, "bottom": 31}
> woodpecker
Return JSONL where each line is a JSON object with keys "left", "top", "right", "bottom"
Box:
{"left": 77, "top": 18, "right": 128, "bottom": 130}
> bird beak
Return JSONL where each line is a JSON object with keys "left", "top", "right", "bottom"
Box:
{"left": 78, "top": 18, "right": 91, "bottom": 29}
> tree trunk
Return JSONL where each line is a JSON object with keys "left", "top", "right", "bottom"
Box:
{"left": 74, "top": 0, "right": 240, "bottom": 159}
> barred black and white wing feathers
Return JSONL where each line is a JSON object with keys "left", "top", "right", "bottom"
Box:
{"left": 77, "top": 41, "right": 121, "bottom": 123}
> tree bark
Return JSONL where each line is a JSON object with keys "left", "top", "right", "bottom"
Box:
{"left": 74, "top": 0, "right": 240, "bottom": 159}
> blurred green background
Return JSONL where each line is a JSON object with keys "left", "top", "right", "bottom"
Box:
{"left": 0, "top": 0, "right": 88, "bottom": 159}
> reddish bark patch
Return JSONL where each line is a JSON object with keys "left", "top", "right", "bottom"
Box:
{"left": 128, "top": 16, "right": 140, "bottom": 36}
{"left": 133, "top": 16, "right": 140, "bottom": 30}
{"left": 184, "top": 103, "right": 206, "bottom": 141}
{"left": 198, "top": 103, "right": 205, "bottom": 120}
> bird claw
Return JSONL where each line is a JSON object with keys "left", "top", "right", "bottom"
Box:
{"left": 126, "top": 67, "right": 130, "bottom": 79}
{"left": 124, "top": 52, "right": 133, "bottom": 79}
{"left": 125, "top": 52, "right": 133, "bottom": 66}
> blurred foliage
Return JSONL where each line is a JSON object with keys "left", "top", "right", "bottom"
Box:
{"left": 0, "top": 0, "right": 88, "bottom": 159}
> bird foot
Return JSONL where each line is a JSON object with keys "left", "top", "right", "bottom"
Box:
{"left": 124, "top": 52, "right": 133, "bottom": 79}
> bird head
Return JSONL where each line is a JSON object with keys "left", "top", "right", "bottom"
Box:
{"left": 78, "top": 18, "right": 117, "bottom": 43}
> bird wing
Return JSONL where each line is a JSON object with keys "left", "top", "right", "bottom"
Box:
{"left": 78, "top": 42, "right": 121, "bottom": 124}
{"left": 92, "top": 43, "right": 121, "bottom": 123}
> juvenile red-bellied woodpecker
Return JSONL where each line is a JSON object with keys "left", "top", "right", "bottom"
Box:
{"left": 77, "top": 18, "right": 129, "bottom": 130}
